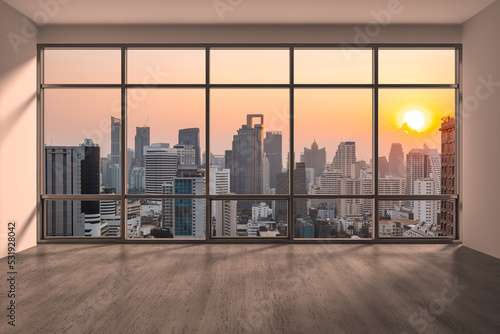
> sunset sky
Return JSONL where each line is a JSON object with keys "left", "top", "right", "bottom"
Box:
{"left": 43, "top": 48, "right": 456, "bottom": 166}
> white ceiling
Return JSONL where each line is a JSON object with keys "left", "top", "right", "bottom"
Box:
{"left": 2, "top": 0, "right": 496, "bottom": 25}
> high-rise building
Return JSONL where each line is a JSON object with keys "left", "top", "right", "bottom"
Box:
{"left": 110, "top": 116, "right": 120, "bottom": 166}
{"left": 336, "top": 178, "right": 372, "bottom": 218}
{"left": 252, "top": 202, "right": 270, "bottom": 222}
{"left": 161, "top": 169, "right": 205, "bottom": 237}
{"left": 264, "top": 131, "right": 283, "bottom": 189}
{"left": 294, "top": 162, "right": 308, "bottom": 218}
{"left": 134, "top": 126, "right": 150, "bottom": 167}
{"left": 129, "top": 167, "right": 145, "bottom": 193}
{"left": 263, "top": 156, "right": 270, "bottom": 193}
{"left": 351, "top": 160, "right": 368, "bottom": 179}
{"left": 179, "top": 128, "right": 201, "bottom": 167}
{"left": 45, "top": 139, "right": 100, "bottom": 236}
{"left": 100, "top": 157, "right": 110, "bottom": 187}
{"left": 107, "top": 164, "right": 121, "bottom": 194}
{"left": 214, "top": 200, "right": 237, "bottom": 237}
{"left": 388, "top": 143, "right": 405, "bottom": 177}
{"left": 230, "top": 114, "right": 264, "bottom": 195}
{"left": 302, "top": 140, "right": 326, "bottom": 180}
{"left": 173, "top": 144, "right": 196, "bottom": 166}
{"left": 210, "top": 166, "right": 230, "bottom": 195}
{"left": 275, "top": 171, "right": 289, "bottom": 225}
{"left": 144, "top": 144, "right": 177, "bottom": 194}
{"left": 209, "top": 166, "right": 236, "bottom": 237}
{"left": 173, "top": 172, "right": 205, "bottom": 238}
{"left": 224, "top": 150, "right": 233, "bottom": 173}
{"left": 378, "top": 177, "right": 406, "bottom": 215}
{"left": 440, "top": 117, "right": 455, "bottom": 236}
{"left": 211, "top": 154, "right": 225, "bottom": 171}
{"left": 378, "top": 156, "right": 389, "bottom": 178}
{"left": 406, "top": 145, "right": 441, "bottom": 196}
{"left": 161, "top": 183, "right": 174, "bottom": 232}
{"left": 305, "top": 167, "right": 315, "bottom": 193}
{"left": 333, "top": 141, "right": 356, "bottom": 177}
{"left": 296, "top": 218, "right": 315, "bottom": 238}
{"left": 274, "top": 163, "right": 307, "bottom": 222}
{"left": 414, "top": 176, "right": 440, "bottom": 226}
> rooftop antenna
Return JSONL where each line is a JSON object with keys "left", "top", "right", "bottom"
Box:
{"left": 143, "top": 117, "right": 149, "bottom": 127}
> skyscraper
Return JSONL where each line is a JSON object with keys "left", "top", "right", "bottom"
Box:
{"left": 45, "top": 139, "right": 101, "bottom": 236}
{"left": 414, "top": 176, "right": 440, "bottom": 225}
{"left": 224, "top": 150, "right": 233, "bottom": 173}
{"left": 388, "top": 143, "right": 405, "bottom": 178}
{"left": 129, "top": 167, "right": 145, "bottom": 193}
{"left": 173, "top": 144, "right": 196, "bottom": 166}
{"left": 214, "top": 200, "right": 237, "bottom": 237}
{"left": 264, "top": 131, "right": 283, "bottom": 189}
{"left": 210, "top": 166, "right": 230, "bottom": 195}
{"left": 378, "top": 177, "right": 406, "bottom": 215}
{"left": 439, "top": 117, "right": 455, "bottom": 236}
{"left": 275, "top": 171, "right": 289, "bottom": 226}
{"left": 144, "top": 144, "right": 177, "bottom": 194}
{"left": 302, "top": 140, "right": 326, "bottom": 180}
{"left": 110, "top": 116, "right": 120, "bottom": 166}
{"left": 179, "top": 128, "right": 201, "bottom": 167}
{"left": 274, "top": 163, "right": 307, "bottom": 222}
{"left": 378, "top": 156, "right": 389, "bottom": 178}
{"left": 210, "top": 166, "right": 236, "bottom": 237}
{"left": 173, "top": 172, "right": 205, "bottom": 238}
{"left": 405, "top": 145, "right": 441, "bottom": 196}
{"left": 333, "top": 141, "right": 356, "bottom": 177}
{"left": 134, "top": 126, "right": 150, "bottom": 167}
{"left": 230, "top": 114, "right": 264, "bottom": 195}
{"left": 294, "top": 162, "right": 308, "bottom": 219}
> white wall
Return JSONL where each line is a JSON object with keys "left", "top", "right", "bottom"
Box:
{"left": 462, "top": 1, "right": 500, "bottom": 259}
{"left": 0, "top": 2, "right": 37, "bottom": 258}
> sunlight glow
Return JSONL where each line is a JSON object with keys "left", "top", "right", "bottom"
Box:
{"left": 403, "top": 110, "right": 425, "bottom": 131}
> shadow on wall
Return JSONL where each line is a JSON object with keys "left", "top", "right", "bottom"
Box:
{"left": 0, "top": 93, "right": 36, "bottom": 146}
{"left": 16, "top": 206, "right": 37, "bottom": 245}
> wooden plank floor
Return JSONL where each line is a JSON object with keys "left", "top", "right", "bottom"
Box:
{"left": 1, "top": 244, "right": 499, "bottom": 334}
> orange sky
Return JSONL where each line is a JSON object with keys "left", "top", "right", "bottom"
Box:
{"left": 44, "top": 48, "right": 456, "bottom": 164}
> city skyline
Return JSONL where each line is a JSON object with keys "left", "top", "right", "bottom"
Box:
{"left": 42, "top": 48, "right": 457, "bottom": 239}
{"left": 44, "top": 49, "right": 456, "bottom": 164}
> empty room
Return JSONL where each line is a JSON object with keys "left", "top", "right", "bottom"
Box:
{"left": 1, "top": 0, "right": 499, "bottom": 333}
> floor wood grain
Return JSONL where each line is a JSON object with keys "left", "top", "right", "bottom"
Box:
{"left": 1, "top": 244, "right": 499, "bottom": 334}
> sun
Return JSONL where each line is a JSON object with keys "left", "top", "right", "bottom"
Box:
{"left": 403, "top": 110, "right": 425, "bottom": 131}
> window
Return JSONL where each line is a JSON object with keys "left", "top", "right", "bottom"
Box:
{"left": 39, "top": 45, "right": 459, "bottom": 240}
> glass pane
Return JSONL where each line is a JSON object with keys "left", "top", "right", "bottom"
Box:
{"left": 44, "top": 89, "right": 122, "bottom": 194}
{"left": 379, "top": 49, "right": 455, "bottom": 84}
{"left": 294, "top": 48, "right": 372, "bottom": 84}
{"left": 296, "top": 198, "right": 373, "bottom": 239}
{"left": 126, "top": 198, "right": 206, "bottom": 239}
{"left": 44, "top": 49, "right": 121, "bottom": 84}
{"left": 126, "top": 89, "right": 205, "bottom": 195}
{"left": 379, "top": 199, "right": 455, "bottom": 237}
{"left": 127, "top": 48, "right": 205, "bottom": 84}
{"left": 210, "top": 49, "right": 289, "bottom": 84}
{"left": 211, "top": 200, "right": 287, "bottom": 237}
{"left": 45, "top": 200, "right": 121, "bottom": 237}
{"left": 295, "top": 89, "right": 372, "bottom": 195}
{"left": 379, "top": 89, "right": 456, "bottom": 196}
{"left": 210, "top": 89, "right": 289, "bottom": 195}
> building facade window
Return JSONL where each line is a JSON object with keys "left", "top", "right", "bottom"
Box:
{"left": 38, "top": 44, "right": 460, "bottom": 241}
